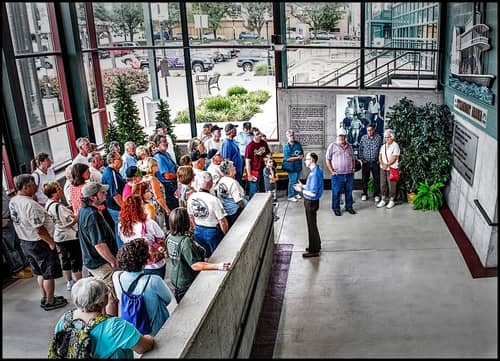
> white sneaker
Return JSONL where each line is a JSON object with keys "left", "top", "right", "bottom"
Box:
{"left": 66, "top": 280, "right": 75, "bottom": 291}
{"left": 374, "top": 196, "right": 381, "bottom": 202}
{"left": 288, "top": 197, "right": 298, "bottom": 202}
{"left": 361, "top": 195, "right": 367, "bottom": 201}
{"left": 386, "top": 200, "right": 395, "bottom": 209}
{"left": 295, "top": 194, "right": 303, "bottom": 199}
{"left": 376, "top": 199, "right": 386, "bottom": 208}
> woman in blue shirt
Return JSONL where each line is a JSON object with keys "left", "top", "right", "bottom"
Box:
{"left": 113, "top": 238, "right": 173, "bottom": 336}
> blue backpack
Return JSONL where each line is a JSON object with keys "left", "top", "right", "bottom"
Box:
{"left": 118, "top": 273, "right": 151, "bottom": 334}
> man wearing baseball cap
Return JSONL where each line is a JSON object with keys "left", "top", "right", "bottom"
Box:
{"left": 325, "top": 128, "right": 356, "bottom": 216}
{"left": 221, "top": 123, "right": 242, "bottom": 182}
{"left": 78, "top": 181, "right": 119, "bottom": 315}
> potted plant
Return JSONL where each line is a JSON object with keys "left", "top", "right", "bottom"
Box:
{"left": 413, "top": 180, "right": 445, "bottom": 211}
{"left": 386, "top": 97, "right": 454, "bottom": 201}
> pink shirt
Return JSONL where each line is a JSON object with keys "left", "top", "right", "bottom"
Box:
{"left": 325, "top": 142, "right": 354, "bottom": 174}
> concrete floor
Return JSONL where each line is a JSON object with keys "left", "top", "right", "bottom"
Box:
{"left": 2, "top": 190, "right": 497, "bottom": 358}
{"left": 272, "top": 190, "right": 497, "bottom": 358}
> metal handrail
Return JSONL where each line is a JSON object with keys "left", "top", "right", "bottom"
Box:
{"left": 473, "top": 199, "right": 498, "bottom": 227}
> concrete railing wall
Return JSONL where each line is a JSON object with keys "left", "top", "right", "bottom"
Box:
{"left": 144, "top": 193, "right": 275, "bottom": 358}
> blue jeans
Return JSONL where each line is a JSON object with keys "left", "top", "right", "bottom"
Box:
{"left": 248, "top": 169, "right": 265, "bottom": 199}
{"left": 106, "top": 208, "right": 123, "bottom": 249}
{"left": 193, "top": 225, "right": 224, "bottom": 258}
{"left": 331, "top": 173, "right": 354, "bottom": 211}
{"left": 287, "top": 171, "right": 300, "bottom": 198}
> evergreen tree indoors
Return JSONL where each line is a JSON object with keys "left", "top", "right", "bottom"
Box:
{"left": 155, "top": 98, "right": 179, "bottom": 162}
{"left": 103, "top": 120, "right": 120, "bottom": 156}
{"left": 112, "top": 75, "right": 147, "bottom": 151}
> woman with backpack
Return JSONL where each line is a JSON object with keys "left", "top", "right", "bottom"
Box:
{"left": 43, "top": 182, "right": 82, "bottom": 291}
{"left": 50, "top": 277, "right": 154, "bottom": 358}
{"left": 112, "top": 238, "right": 173, "bottom": 336}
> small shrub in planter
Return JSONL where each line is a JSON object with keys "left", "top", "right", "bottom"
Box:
{"left": 203, "top": 96, "right": 232, "bottom": 111}
{"left": 174, "top": 109, "right": 190, "bottom": 124}
{"left": 247, "top": 90, "right": 271, "bottom": 104}
{"left": 413, "top": 180, "right": 444, "bottom": 211}
{"left": 227, "top": 86, "right": 248, "bottom": 96}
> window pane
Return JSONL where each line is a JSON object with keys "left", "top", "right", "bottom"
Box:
{"left": 151, "top": 3, "right": 181, "bottom": 46}
{"left": 286, "top": 3, "right": 360, "bottom": 45}
{"left": 82, "top": 52, "right": 98, "bottom": 110}
{"left": 92, "top": 112, "right": 104, "bottom": 145}
{"left": 92, "top": 3, "right": 145, "bottom": 46}
{"left": 186, "top": 2, "right": 272, "bottom": 46}
{"left": 186, "top": 46, "right": 277, "bottom": 140}
{"left": 31, "top": 124, "right": 72, "bottom": 167}
{"left": 76, "top": 3, "right": 90, "bottom": 49}
{"left": 16, "top": 56, "right": 66, "bottom": 133}
{"left": 287, "top": 48, "right": 360, "bottom": 87}
{"left": 364, "top": 49, "right": 437, "bottom": 88}
{"left": 6, "top": 3, "right": 55, "bottom": 55}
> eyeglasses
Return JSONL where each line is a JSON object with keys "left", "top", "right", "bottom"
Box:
{"left": 305, "top": 158, "right": 312, "bottom": 160}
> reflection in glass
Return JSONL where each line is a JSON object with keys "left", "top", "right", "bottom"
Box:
{"left": 16, "top": 56, "right": 64, "bottom": 134}
{"left": 6, "top": 3, "right": 55, "bottom": 55}
{"left": 31, "top": 124, "right": 72, "bottom": 166}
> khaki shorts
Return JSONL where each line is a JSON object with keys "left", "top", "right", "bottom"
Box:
{"left": 88, "top": 263, "right": 117, "bottom": 302}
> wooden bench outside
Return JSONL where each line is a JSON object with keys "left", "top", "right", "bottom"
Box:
{"left": 208, "top": 73, "right": 220, "bottom": 94}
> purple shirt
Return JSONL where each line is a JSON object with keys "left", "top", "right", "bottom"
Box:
{"left": 325, "top": 142, "right": 354, "bottom": 174}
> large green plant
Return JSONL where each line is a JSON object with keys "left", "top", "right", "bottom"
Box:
{"left": 386, "top": 97, "right": 454, "bottom": 193}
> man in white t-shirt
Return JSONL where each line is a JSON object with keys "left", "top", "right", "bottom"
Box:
{"left": 9, "top": 174, "right": 67, "bottom": 311}
{"left": 187, "top": 171, "right": 228, "bottom": 258}
{"left": 216, "top": 160, "right": 247, "bottom": 227}
{"left": 72, "top": 137, "right": 91, "bottom": 165}
{"left": 204, "top": 125, "right": 223, "bottom": 153}
{"left": 88, "top": 151, "right": 104, "bottom": 183}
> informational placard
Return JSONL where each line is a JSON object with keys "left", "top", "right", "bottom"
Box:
{"left": 289, "top": 105, "right": 326, "bottom": 148}
{"left": 452, "top": 122, "right": 478, "bottom": 186}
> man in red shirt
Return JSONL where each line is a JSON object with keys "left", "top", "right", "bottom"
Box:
{"left": 245, "top": 127, "right": 271, "bottom": 198}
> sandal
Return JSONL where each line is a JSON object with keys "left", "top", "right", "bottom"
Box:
{"left": 42, "top": 297, "right": 68, "bottom": 311}
{"left": 40, "top": 295, "right": 67, "bottom": 307}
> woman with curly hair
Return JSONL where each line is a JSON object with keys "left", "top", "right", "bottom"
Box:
{"left": 112, "top": 238, "right": 172, "bottom": 336}
{"left": 118, "top": 195, "right": 167, "bottom": 278}
{"left": 166, "top": 207, "right": 230, "bottom": 303}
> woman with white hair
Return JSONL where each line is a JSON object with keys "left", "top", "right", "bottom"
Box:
{"left": 51, "top": 277, "right": 154, "bottom": 358}
{"left": 377, "top": 129, "right": 400, "bottom": 209}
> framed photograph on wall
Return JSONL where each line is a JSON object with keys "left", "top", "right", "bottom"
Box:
{"left": 336, "top": 95, "right": 385, "bottom": 156}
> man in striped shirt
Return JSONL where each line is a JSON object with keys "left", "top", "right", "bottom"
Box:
{"left": 358, "top": 124, "right": 382, "bottom": 202}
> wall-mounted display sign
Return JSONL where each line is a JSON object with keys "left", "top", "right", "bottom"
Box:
{"left": 452, "top": 122, "right": 478, "bottom": 186}
{"left": 289, "top": 105, "right": 326, "bottom": 148}
{"left": 453, "top": 95, "right": 487, "bottom": 127}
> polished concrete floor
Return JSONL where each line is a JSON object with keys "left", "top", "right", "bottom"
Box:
{"left": 2, "top": 190, "right": 497, "bottom": 358}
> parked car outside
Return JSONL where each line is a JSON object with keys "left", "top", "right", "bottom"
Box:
{"left": 311, "top": 31, "right": 335, "bottom": 40}
{"left": 238, "top": 31, "right": 261, "bottom": 40}
{"left": 236, "top": 49, "right": 271, "bottom": 72}
{"left": 286, "top": 31, "right": 304, "bottom": 40}
{"left": 172, "top": 32, "right": 199, "bottom": 41}
{"left": 35, "top": 57, "right": 53, "bottom": 70}
{"left": 153, "top": 31, "right": 169, "bottom": 40}
{"left": 123, "top": 51, "right": 214, "bottom": 73}
{"left": 106, "top": 42, "right": 138, "bottom": 57}
{"left": 202, "top": 32, "right": 226, "bottom": 41}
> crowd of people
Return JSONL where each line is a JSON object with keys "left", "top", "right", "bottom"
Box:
{"left": 2, "top": 118, "right": 400, "bottom": 356}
